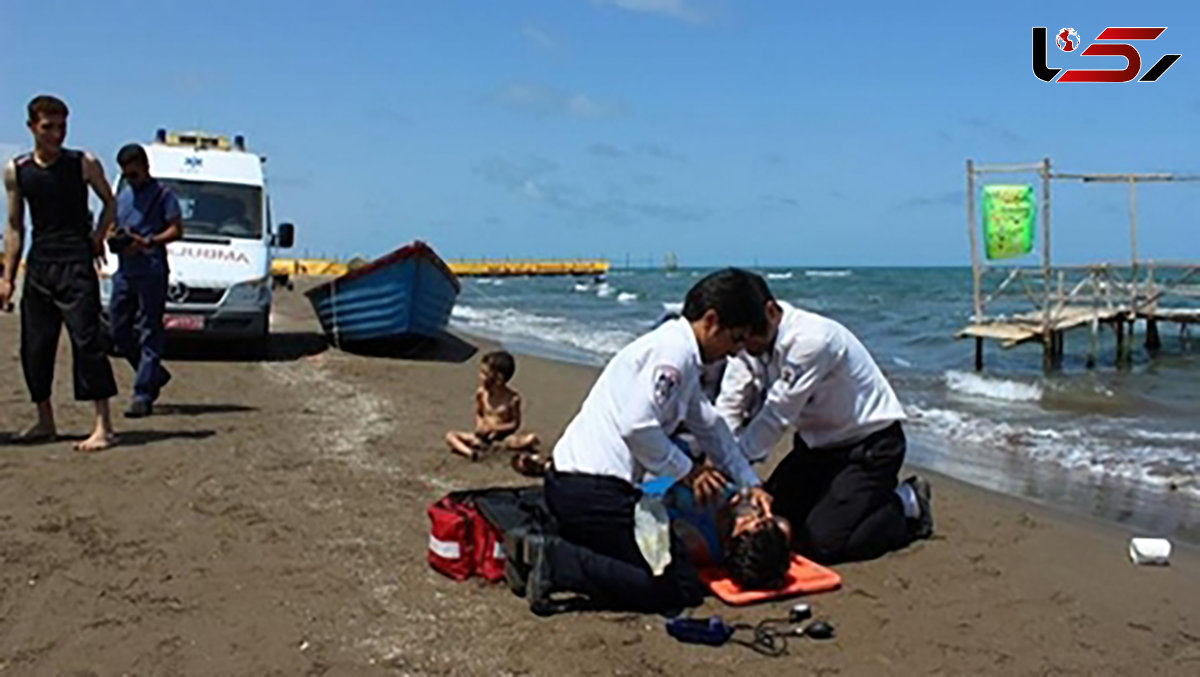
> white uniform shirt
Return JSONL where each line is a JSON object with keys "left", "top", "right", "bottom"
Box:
{"left": 715, "top": 302, "right": 906, "bottom": 460}
{"left": 553, "top": 318, "right": 760, "bottom": 488}
{"left": 715, "top": 353, "right": 770, "bottom": 435}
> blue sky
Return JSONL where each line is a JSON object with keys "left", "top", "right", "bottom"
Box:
{"left": 2, "top": 0, "right": 1197, "bottom": 266}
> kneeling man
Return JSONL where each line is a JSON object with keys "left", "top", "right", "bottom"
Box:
{"left": 507, "top": 269, "right": 774, "bottom": 614}
{"left": 716, "top": 276, "right": 933, "bottom": 564}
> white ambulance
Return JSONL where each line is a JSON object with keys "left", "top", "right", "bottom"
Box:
{"left": 100, "top": 130, "right": 295, "bottom": 339}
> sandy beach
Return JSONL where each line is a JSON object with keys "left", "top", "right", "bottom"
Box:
{"left": 1, "top": 287, "right": 1198, "bottom": 676}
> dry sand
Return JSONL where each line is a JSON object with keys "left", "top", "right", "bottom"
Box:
{"left": 1, "top": 288, "right": 1198, "bottom": 676}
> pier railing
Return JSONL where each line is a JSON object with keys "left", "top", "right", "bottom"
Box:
{"left": 962, "top": 260, "right": 1200, "bottom": 369}
{"left": 973, "top": 261, "right": 1200, "bottom": 324}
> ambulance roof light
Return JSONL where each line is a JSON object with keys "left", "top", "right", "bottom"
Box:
{"left": 162, "top": 130, "right": 230, "bottom": 151}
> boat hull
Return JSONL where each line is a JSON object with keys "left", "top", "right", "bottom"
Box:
{"left": 305, "top": 242, "right": 460, "bottom": 344}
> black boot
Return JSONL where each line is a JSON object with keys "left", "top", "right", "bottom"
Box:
{"left": 124, "top": 400, "right": 152, "bottom": 419}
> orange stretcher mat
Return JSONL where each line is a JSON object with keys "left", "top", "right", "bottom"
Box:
{"left": 698, "top": 554, "right": 842, "bottom": 606}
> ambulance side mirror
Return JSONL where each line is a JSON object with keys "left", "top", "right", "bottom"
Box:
{"left": 275, "top": 223, "right": 295, "bottom": 249}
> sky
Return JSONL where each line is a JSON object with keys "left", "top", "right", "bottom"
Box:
{"left": 2, "top": 0, "right": 1197, "bottom": 267}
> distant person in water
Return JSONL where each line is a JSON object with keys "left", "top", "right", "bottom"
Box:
{"left": 445, "top": 350, "right": 545, "bottom": 471}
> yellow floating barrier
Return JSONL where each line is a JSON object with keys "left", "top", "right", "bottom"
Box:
{"left": 447, "top": 259, "right": 609, "bottom": 277}
{"left": 273, "top": 257, "right": 609, "bottom": 279}
{"left": 271, "top": 258, "right": 350, "bottom": 277}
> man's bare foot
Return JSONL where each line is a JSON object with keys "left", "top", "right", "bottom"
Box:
{"left": 15, "top": 421, "right": 57, "bottom": 444}
{"left": 74, "top": 431, "right": 118, "bottom": 453}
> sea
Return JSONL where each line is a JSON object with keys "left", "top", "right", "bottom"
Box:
{"left": 449, "top": 267, "right": 1200, "bottom": 544}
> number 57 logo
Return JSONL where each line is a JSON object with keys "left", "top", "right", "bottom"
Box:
{"left": 1033, "top": 27, "right": 1181, "bottom": 82}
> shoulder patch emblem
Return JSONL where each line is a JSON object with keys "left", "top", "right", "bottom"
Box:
{"left": 780, "top": 362, "right": 804, "bottom": 386}
{"left": 652, "top": 365, "right": 682, "bottom": 407}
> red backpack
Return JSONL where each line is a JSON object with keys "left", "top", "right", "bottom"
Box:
{"left": 426, "top": 493, "right": 506, "bottom": 582}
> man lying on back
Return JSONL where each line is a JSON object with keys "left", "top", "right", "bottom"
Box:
{"left": 647, "top": 476, "right": 792, "bottom": 589}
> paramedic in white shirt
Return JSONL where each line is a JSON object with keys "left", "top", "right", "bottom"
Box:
{"left": 507, "top": 269, "right": 772, "bottom": 615}
{"left": 715, "top": 274, "right": 933, "bottom": 565}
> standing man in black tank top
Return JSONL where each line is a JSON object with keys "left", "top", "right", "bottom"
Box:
{"left": 1, "top": 95, "right": 119, "bottom": 451}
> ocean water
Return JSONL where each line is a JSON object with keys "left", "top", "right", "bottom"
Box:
{"left": 451, "top": 267, "right": 1200, "bottom": 543}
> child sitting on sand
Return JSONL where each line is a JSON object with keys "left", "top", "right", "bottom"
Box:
{"left": 445, "top": 351, "right": 548, "bottom": 474}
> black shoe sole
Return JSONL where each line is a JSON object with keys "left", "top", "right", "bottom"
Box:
{"left": 905, "top": 476, "right": 934, "bottom": 539}
{"left": 524, "top": 536, "right": 554, "bottom": 611}
{"left": 503, "top": 530, "right": 530, "bottom": 597}
{"left": 505, "top": 557, "right": 527, "bottom": 598}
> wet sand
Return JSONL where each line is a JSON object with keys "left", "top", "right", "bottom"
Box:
{"left": 1, "top": 287, "right": 1197, "bottom": 676}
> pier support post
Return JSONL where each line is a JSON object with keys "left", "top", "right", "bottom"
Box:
{"left": 1044, "top": 331, "right": 1064, "bottom": 370}
{"left": 1124, "top": 318, "right": 1136, "bottom": 364}
{"left": 1042, "top": 332, "right": 1054, "bottom": 372}
{"left": 1108, "top": 321, "right": 1118, "bottom": 364}
{"left": 1114, "top": 320, "right": 1127, "bottom": 367}
{"left": 1086, "top": 317, "right": 1098, "bottom": 369}
{"left": 1146, "top": 318, "right": 1161, "bottom": 352}
{"left": 974, "top": 337, "right": 984, "bottom": 372}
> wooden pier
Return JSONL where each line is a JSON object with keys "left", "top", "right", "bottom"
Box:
{"left": 957, "top": 299, "right": 1199, "bottom": 370}
{"left": 957, "top": 158, "right": 1200, "bottom": 371}
{"left": 959, "top": 306, "right": 1124, "bottom": 348}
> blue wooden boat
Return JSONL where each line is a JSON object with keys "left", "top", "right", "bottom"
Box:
{"left": 306, "top": 241, "right": 461, "bottom": 344}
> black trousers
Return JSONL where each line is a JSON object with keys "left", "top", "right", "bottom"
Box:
{"left": 765, "top": 422, "right": 912, "bottom": 565}
{"left": 20, "top": 260, "right": 117, "bottom": 403}
{"left": 543, "top": 470, "right": 704, "bottom": 613}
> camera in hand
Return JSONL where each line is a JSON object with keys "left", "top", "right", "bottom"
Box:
{"left": 107, "top": 228, "right": 136, "bottom": 255}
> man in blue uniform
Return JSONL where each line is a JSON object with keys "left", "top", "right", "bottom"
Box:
{"left": 108, "top": 143, "right": 183, "bottom": 417}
